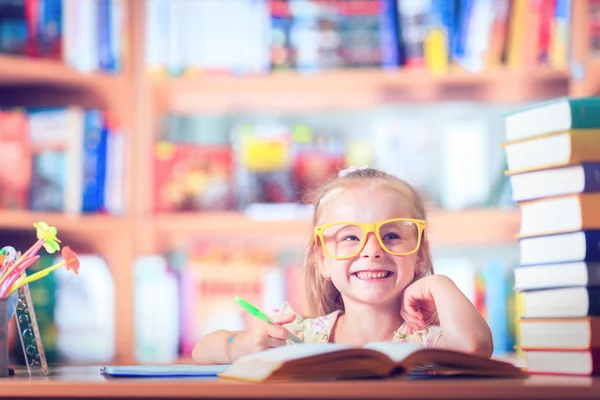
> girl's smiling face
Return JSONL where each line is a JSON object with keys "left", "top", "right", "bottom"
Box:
{"left": 315, "top": 183, "right": 424, "bottom": 308}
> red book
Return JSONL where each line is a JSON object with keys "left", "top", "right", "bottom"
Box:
{"left": 0, "top": 110, "right": 31, "bottom": 209}
{"left": 153, "top": 142, "right": 234, "bottom": 212}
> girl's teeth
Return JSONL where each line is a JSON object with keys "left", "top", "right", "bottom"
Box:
{"left": 355, "top": 271, "right": 390, "bottom": 280}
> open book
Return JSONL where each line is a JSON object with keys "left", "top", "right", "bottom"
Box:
{"left": 218, "top": 342, "right": 526, "bottom": 382}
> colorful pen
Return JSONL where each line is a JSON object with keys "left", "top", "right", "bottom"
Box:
{"left": 235, "top": 296, "right": 303, "bottom": 344}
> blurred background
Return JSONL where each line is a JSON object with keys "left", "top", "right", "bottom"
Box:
{"left": 0, "top": 0, "right": 598, "bottom": 366}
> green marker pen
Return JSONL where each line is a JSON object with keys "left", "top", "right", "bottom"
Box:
{"left": 235, "top": 296, "right": 303, "bottom": 344}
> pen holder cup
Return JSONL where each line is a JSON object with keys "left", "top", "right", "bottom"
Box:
{"left": 0, "top": 292, "right": 17, "bottom": 377}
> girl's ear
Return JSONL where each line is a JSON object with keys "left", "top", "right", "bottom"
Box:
{"left": 415, "top": 239, "right": 429, "bottom": 275}
{"left": 314, "top": 243, "right": 329, "bottom": 278}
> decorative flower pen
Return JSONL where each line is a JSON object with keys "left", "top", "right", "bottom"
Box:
{"left": 0, "top": 221, "right": 80, "bottom": 377}
{"left": 0, "top": 221, "right": 80, "bottom": 299}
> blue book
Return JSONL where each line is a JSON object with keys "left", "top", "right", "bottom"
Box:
{"left": 520, "top": 286, "right": 600, "bottom": 318}
{"left": 509, "top": 162, "right": 600, "bottom": 203}
{"left": 97, "top": 0, "right": 113, "bottom": 72}
{"left": 518, "top": 230, "right": 600, "bottom": 267}
{"left": 37, "top": 0, "right": 62, "bottom": 58}
{"left": 452, "top": 0, "right": 473, "bottom": 63}
{"left": 379, "top": 0, "right": 400, "bottom": 69}
{"left": 101, "top": 364, "right": 228, "bottom": 378}
{"left": 82, "top": 110, "right": 108, "bottom": 213}
{"left": 515, "top": 261, "right": 600, "bottom": 291}
{"left": 482, "top": 260, "right": 512, "bottom": 355}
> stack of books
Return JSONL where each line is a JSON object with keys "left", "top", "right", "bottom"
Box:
{"left": 503, "top": 96, "right": 600, "bottom": 376}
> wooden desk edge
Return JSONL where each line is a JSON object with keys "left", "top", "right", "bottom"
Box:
{"left": 0, "top": 368, "right": 599, "bottom": 399}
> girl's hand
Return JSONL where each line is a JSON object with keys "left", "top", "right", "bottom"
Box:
{"left": 231, "top": 314, "right": 297, "bottom": 361}
{"left": 401, "top": 275, "right": 442, "bottom": 334}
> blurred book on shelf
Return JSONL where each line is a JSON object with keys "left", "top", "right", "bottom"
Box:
{"left": 143, "top": 0, "right": 571, "bottom": 76}
{"left": 134, "top": 255, "right": 179, "bottom": 364}
{"left": 592, "top": 0, "right": 600, "bottom": 57}
{"left": 0, "top": 106, "right": 126, "bottom": 215}
{"left": 0, "top": 109, "right": 30, "bottom": 210}
{"left": 432, "top": 255, "right": 517, "bottom": 357}
{"left": 0, "top": 0, "right": 127, "bottom": 73}
{"left": 153, "top": 141, "right": 235, "bottom": 212}
{"left": 152, "top": 103, "right": 514, "bottom": 215}
{"left": 503, "top": 96, "right": 600, "bottom": 376}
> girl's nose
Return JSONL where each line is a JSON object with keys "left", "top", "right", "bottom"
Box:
{"left": 360, "top": 233, "right": 383, "bottom": 259}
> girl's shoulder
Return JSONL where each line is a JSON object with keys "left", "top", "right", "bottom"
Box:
{"left": 271, "top": 301, "right": 341, "bottom": 344}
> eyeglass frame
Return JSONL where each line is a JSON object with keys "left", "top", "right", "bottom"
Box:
{"left": 313, "top": 218, "right": 427, "bottom": 260}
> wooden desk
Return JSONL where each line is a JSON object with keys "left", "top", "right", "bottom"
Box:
{"left": 0, "top": 367, "right": 598, "bottom": 400}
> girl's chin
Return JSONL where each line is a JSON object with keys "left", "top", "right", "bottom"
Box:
{"left": 345, "top": 294, "right": 400, "bottom": 308}
{"left": 345, "top": 286, "right": 402, "bottom": 305}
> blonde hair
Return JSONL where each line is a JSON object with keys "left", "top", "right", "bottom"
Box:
{"left": 303, "top": 168, "right": 434, "bottom": 318}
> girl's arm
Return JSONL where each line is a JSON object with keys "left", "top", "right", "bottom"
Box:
{"left": 192, "top": 313, "right": 297, "bottom": 364}
{"left": 429, "top": 275, "right": 493, "bottom": 357}
{"left": 191, "top": 330, "right": 241, "bottom": 365}
{"left": 402, "top": 274, "right": 493, "bottom": 357}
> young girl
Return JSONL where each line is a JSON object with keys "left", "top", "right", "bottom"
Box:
{"left": 192, "top": 167, "right": 493, "bottom": 364}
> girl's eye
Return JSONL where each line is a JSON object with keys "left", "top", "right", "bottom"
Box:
{"left": 342, "top": 235, "right": 360, "bottom": 242}
{"left": 383, "top": 232, "right": 401, "bottom": 240}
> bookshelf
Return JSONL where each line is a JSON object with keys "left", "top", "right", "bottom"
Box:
{"left": 4, "top": 61, "right": 134, "bottom": 365}
{"left": 0, "top": 3, "right": 136, "bottom": 365}
{"left": 0, "top": 0, "right": 598, "bottom": 365}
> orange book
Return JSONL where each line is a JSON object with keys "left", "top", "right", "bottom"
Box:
{"left": 504, "top": 129, "right": 600, "bottom": 175}
{"left": 506, "top": 0, "right": 528, "bottom": 68}
{"left": 518, "top": 192, "right": 600, "bottom": 238}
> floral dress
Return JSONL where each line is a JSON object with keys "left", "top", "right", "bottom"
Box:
{"left": 272, "top": 301, "right": 443, "bottom": 348}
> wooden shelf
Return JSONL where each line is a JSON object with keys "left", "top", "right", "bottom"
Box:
{"left": 0, "top": 55, "right": 132, "bottom": 122}
{"left": 152, "top": 67, "right": 569, "bottom": 113}
{"left": 0, "top": 55, "right": 124, "bottom": 88}
{"left": 150, "top": 211, "right": 311, "bottom": 251}
{"left": 150, "top": 208, "right": 520, "bottom": 247}
{"left": 426, "top": 208, "right": 520, "bottom": 246}
{"left": 153, "top": 211, "right": 310, "bottom": 235}
{"left": 0, "top": 210, "right": 130, "bottom": 233}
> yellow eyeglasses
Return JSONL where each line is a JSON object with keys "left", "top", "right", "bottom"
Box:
{"left": 314, "top": 218, "right": 426, "bottom": 260}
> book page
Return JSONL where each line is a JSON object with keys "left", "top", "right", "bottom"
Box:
{"left": 237, "top": 343, "right": 354, "bottom": 363}
{"left": 362, "top": 342, "right": 424, "bottom": 363}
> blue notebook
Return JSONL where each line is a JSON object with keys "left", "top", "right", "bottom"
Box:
{"left": 101, "top": 364, "right": 228, "bottom": 378}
